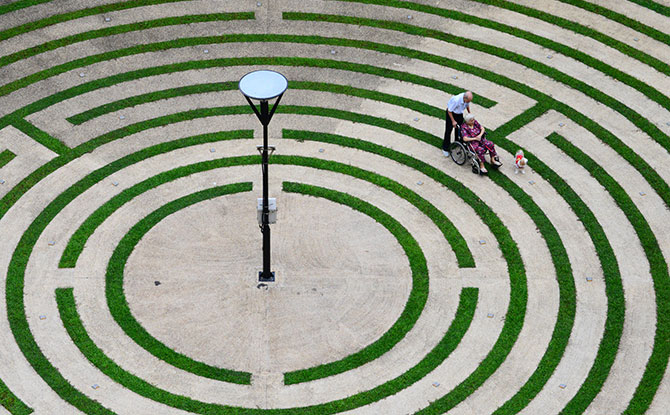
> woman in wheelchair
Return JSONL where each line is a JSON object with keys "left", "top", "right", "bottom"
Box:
{"left": 460, "top": 113, "right": 502, "bottom": 174}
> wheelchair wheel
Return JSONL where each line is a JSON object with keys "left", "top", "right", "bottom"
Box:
{"left": 450, "top": 142, "right": 466, "bottom": 165}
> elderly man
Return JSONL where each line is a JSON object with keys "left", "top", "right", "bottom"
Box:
{"left": 443, "top": 90, "right": 473, "bottom": 156}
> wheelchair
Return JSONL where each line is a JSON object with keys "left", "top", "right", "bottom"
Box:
{"left": 449, "top": 126, "right": 498, "bottom": 175}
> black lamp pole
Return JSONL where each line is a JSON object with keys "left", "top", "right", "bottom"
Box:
{"left": 239, "top": 70, "right": 287, "bottom": 282}
{"left": 243, "top": 94, "right": 283, "bottom": 282}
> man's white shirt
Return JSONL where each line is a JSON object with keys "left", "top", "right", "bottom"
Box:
{"left": 447, "top": 92, "right": 469, "bottom": 114}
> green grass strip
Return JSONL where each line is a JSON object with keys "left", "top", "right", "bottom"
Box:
{"left": 103, "top": 180, "right": 253, "bottom": 385}
{"left": 1, "top": 55, "right": 494, "bottom": 129}
{"left": 0, "top": 32, "right": 495, "bottom": 101}
{"left": 491, "top": 103, "right": 552, "bottom": 138}
{"left": 101, "top": 154, "right": 429, "bottom": 385}
{"left": 468, "top": 0, "right": 670, "bottom": 79}
{"left": 0, "top": 0, "right": 51, "bottom": 16}
{"left": 482, "top": 168, "right": 576, "bottom": 414}
{"left": 56, "top": 183, "right": 254, "bottom": 408}
{"left": 66, "top": 79, "right": 494, "bottom": 126}
{"left": 286, "top": 182, "right": 479, "bottom": 389}
{"left": 284, "top": 130, "right": 473, "bottom": 269}
{"left": 482, "top": 108, "right": 623, "bottom": 413}
{"left": 218, "top": 33, "right": 670, "bottom": 217}
{"left": 1, "top": 95, "right": 457, "bottom": 260}
{"left": 11, "top": 35, "right": 665, "bottom": 218}
{"left": 74, "top": 105, "right": 518, "bottom": 386}
{"left": 84, "top": 175, "right": 475, "bottom": 412}
{"left": 418, "top": 164, "right": 578, "bottom": 414}
{"left": 51, "top": 107, "right": 466, "bottom": 384}
{"left": 0, "top": 149, "right": 16, "bottom": 169}
{"left": 57, "top": 129, "right": 253, "bottom": 269}
{"left": 546, "top": 133, "right": 670, "bottom": 414}
{"left": 77, "top": 156, "right": 446, "bottom": 411}
{"left": 41, "top": 106, "right": 446, "bottom": 385}
{"left": 7, "top": 217, "right": 115, "bottom": 409}
{"left": 61, "top": 110, "right": 474, "bottom": 272}
{"left": 0, "top": 51, "right": 492, "bottom": 230}
{"left": 7, "top": 43, "right": 664, "bottom": 251}
{"left": 557, "top": 0, "right": 670, "bottom": 46}
{"left": 10, "top": 118, "right": 70, "bottom": 155}
{"left": 277, "top": 177, "right": 426, "bottom": 384}
{"left": 80, "top": 178, "right": 254, "bottom": 384}
{"left": 2, "top": 34, "right": 667, "bottom": 209}
{"left": 0, "top": 20, "right": 660, "bottom": 410}
{"left": 284, "top": 12, "right": 670, "bottom": 153}
{"left": 627, "top": 0, "right": 670, "bottom": 16}
{"left": 58, "top": 268, "right": 477, "bottom": 415}
{"left": 72, "top": 105, "right": 440, "bottom": 151}
{"left": 0, "top": 12, "right": 255, "bottom": 69}
{"left": 4, "top": 101, "right": 511, "bottom": 411}
{"left": 287, "top": 104, "right": 619, "bottom": 412}
{"left": 0, "top": 378, "right": 32, "bottom": 415}
{"left": 67, "top": 82, "right": 237, "bottom": 125}
{"left": 0, "top": 123, "right": 250, "bottom": 224}
{"left": 4, "top": 131, "right": 252, "bottom": 412}
{"left": 36, "top": 130, "right": 255, "bottom": 385}
{"left": 280, "top": 129, "right": 529, "bottom": 411}
{"left": 0, "top": 0, "right": 194, "bottom": 42}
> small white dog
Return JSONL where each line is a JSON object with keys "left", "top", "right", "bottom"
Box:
{"left": 514, "top": 150, "right": 528, "bottom": 174}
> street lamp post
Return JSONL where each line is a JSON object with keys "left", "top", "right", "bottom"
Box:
{"left": 239, "top": 70, "right": 288, "bottom": 282}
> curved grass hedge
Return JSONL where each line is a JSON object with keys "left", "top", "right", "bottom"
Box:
{"left": 0, "top": 149, "right": 16, "bottom": 169}
{"left": 283, "top": 12, "right": 670, "bottom": 153}
{"left": 279, "top": 129, "right": 529, "bottom": 410}
{"left": 98, "top": 180, "right": 256, "bottom": 385}
{"left": 1, "top": 96, "right": 656, "bottom": 414}
{"left": 0, "top": 13, "right": 256, "bottom": 69}
{"left": 59, "top": 80, "right": 478, "bottom": 268}
{"left": 40, "top": 105, "right": 477, "bottom": 385}
{"left": 0, "top": 0, "right": 51, "bottom": 16}
{"left": 0, "top": 0, "right": 192, "bottom": 42}
{"left": 55, "top": 178, "right": 478, "bottom": 414}
{"left": 628, "top": 0, "right": 670, "bottom": 16}
{"left": 0, "top": 1, "right": 668, "bottom": 412}
{"left": 0, "top": 378, "right": 32, "bottom": 415}
{"left": 56, "top": 131, "right": 254, "bottom": 269}
{"left": 284, "top": 127, "right": 581, "bottom": 412}
{"left": 6, "top": 99, "right": 525, "bottom": 401}
{"left": 1, "top": 98, "right": 504, "bottom": 410}
{"left": 3, "top": 101, "right": 469, "bottom": 386}
{"left": 3, "top": 32, "right": 667, "bottom": 216}
{"left": 485, "top": 123, "right": 623, "bottom": 413}
{"left": 546, "top": 132, "right": 670, "bottom": 414}
{"left": 3, "top": 28, "right": 666, "bottom": 209}
{"left": 102, "top": 154, "right": 432, "bottom": 386}
{"left": 65, "top": 80, "right": 494, "bottom": 126}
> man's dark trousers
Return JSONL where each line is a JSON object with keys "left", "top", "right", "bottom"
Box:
{"left": 443, "top": 111, "right": 464, "bottom": 151}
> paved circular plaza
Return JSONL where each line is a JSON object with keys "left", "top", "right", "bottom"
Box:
{"left": 0, "top": 0, "right": 669, "bottom": 414}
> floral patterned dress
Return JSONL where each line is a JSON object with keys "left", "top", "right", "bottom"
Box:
{"left": 461, "top": 120, "right": 498, "bottom": 163}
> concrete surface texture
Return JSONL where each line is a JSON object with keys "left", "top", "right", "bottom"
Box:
{"left": 0, "top": 0, "right": 669, "bottom": 414}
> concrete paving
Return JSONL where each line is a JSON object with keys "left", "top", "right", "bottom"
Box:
{"left": 0, "top": 0, "right": 669, "bottom": 414}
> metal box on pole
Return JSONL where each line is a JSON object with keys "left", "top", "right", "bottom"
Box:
{"left": 257, "top": 198, "right": 277, "bottom": 224}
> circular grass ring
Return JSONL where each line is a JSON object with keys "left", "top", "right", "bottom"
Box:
{"left": 2, "top": 3, "right": 666, "bottom": 409}
{"left": 3, "top": 107, "right": 524, "bottom": 411}
{"left": 102, "top": 156, "right": 433, "bottom": 385}
{"left": 55, "top": 179, "right": 478, "bottom": 414}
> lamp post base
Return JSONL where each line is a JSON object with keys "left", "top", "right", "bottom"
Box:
{"left": 258, "top": 271, "right": 275, "bottom": 282}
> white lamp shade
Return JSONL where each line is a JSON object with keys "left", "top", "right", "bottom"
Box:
{"left": 239, "top": 70, "right": 288, "bottom": 100}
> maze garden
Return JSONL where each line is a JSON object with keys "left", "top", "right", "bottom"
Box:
{"left": 1, "top": 0, "right": 670, "bottom": 414}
